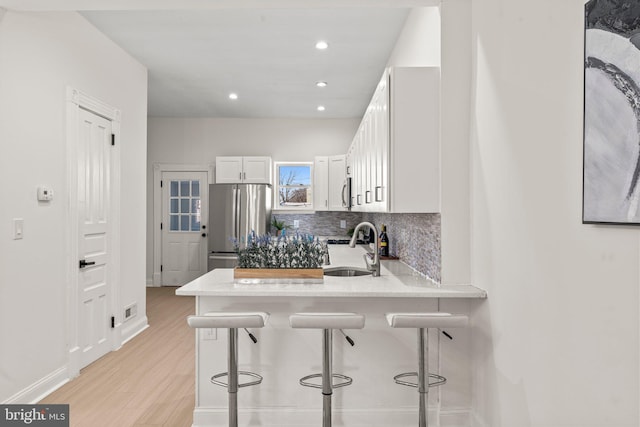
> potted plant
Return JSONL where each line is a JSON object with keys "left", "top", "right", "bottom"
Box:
{"left": 271, "top": 217, "right": 290, "bottom": 237}
{"left": 233, "top": 232, "right": 328, "bottom": 282}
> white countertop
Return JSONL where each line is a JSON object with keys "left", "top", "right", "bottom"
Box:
{"left": 177, "top": 245, "right": 487, "bottom": 299}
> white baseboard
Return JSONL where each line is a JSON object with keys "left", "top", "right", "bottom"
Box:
{"left": 193, "top": 407, "right": 472, "bottom": 427}
{"left": 3, "top": 367, "right": 69, "bottom": 405}
{"left": 120, "top": 315, "right": 149, "bottom": 345}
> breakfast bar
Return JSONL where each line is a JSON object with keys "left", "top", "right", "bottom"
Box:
{"left": 177, "top": 245, "right": 486, "bottom": 427}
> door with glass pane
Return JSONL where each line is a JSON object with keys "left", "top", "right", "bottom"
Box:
{"left": 161, "top": 171, "right": 208, "bottom": 286}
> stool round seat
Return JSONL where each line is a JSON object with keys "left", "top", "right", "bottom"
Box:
{"left": 290, "top": 312, "right": 365, "bottom": 427}
{"left": 290, "top": 312, "right": 365, "bottom": 330}
{"left": 188, "top": 312, "right": 268, "bottom": 329}
{"left": 385, "top": 312, "right": 468, "bottom": 427}
{"left": 188, "top": 311, "right": 268, "bottom": 427}
{"left": 385, "top": 312, "right": 468, "bottom": 329}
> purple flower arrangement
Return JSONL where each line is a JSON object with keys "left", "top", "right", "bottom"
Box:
{"left": 233, "top": 231, "right": 328, "bottom": 269}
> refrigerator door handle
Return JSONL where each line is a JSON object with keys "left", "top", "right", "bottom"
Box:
{"left": 209, "top": 254, "right": 238, "bottom": 260}
{"left": 232, "top": 186, "right": 239, "bottom": 241}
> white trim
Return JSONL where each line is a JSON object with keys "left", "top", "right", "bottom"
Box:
{"left": 192, "top": 407, "right": 472, "bottom": 427}
{"left": 273, "top": 161, "right": 315, "bottom": 212}
{"left": 65, "top": 86, "right": 122, "bottom": 376}
{"left": 152, "top": 163, "right": 213, "bottom": 286}
{"left": 3, "top": 367, "right": 69, "bottom": 405}
{"left": 120, "top": 317, "right": 150, "bottom": 346}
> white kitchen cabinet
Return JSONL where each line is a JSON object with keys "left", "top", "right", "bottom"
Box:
{"left": 348, "top": 67, "right": 440, "bottom": 213}
{"left": 328, "top": 155, "right": 347, "bottom": 210}
{"left": 314, "top": 155, "right": 347, "bottom": 211}
{"left": 215, "top": 156, "right": 272, "bottom": 184}
{"left": 314, "top": 156, "right": 329, "bottom": 211}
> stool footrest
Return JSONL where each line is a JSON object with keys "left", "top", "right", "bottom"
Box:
{"left": 211, "top": 371, "right": 263, "bottom": 388}
{"left": 393, "top": 372, "right": 447, "bottom": 388}
{"left": 299, "top": 373, "right": 353, "bottom": 389}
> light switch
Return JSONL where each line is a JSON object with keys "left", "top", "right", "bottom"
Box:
{"left": 293, "top": 220, "right": 300, "bottom": 229}
{"left": 13, "top": 218, "right": 24, "bottom": 240}
{"left": 340, "top": 220, "right": 347, "bottom": 229}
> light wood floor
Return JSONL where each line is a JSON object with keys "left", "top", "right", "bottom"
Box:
{"left": 40, "top": 287, "right": 195, "bottom": 427}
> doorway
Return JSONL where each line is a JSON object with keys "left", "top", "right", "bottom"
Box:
{"left": 152, "top": 164, "right": 212, "bottom": 287}
{"left": 160, "top": 171, "right": 209, "bottom": 286}
{"left": 66, "top": 87, "right": 121, "bottom": 375}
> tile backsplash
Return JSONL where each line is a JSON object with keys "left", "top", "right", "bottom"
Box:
{"left": 272, "top": 211, "right": 363, "bottom": 237}
{"left": 273, "top": 211, "right": 441, "bottom": 282}
{"left": 364, "top": 213, "right": 441, "bottom": 282}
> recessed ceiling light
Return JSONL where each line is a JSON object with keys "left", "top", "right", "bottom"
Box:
{"left": 316, "top": 81, "right": 328, "bottom": 88}
{"left": 315, "top": 41, "right": 329, "bottom": 50}
{"left": 317, "top": 106, "right": 326, "bottom": 112}
{"left": 228, "top": 93, "right": 238, "bottom": 100}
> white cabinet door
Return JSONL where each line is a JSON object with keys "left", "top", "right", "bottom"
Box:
{"left": 374, "top": 74, "right": 389, "bottom": 211}
{"left": 314, "top": 156, "right": 329, "bottom": 211}
{"left": 243, "top": 156, "right": 272, "bottom": 184}
{"left": 216, "top": 156, "right": 272, "bottom": 184}
{"left": 328, "top": 155, "right": 347, "bottom": 210}
{"left": 215, "top": 157, "right": 243, "bottom": 183}
{"left": 345, "top": 67, "right": 440, "bottom": 213}
{"left": 389, "top": 67, "right": 440, "bottom": 213}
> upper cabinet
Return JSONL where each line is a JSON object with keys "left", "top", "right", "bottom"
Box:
{"left": 215, "top": 156, "right": 272, "bottom": 184}
{"left": 349, "top": 67, "right": 440, "bottom": 213}
{"left": 314, "top": 155, "right": 348, "bottom": 211}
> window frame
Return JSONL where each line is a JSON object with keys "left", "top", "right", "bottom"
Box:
{"left": 273, "top": 161, "right": 315, "bottom": 211}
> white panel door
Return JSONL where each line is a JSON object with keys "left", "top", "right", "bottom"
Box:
{"left": 77, "top": 108, "right": 112, "bottom": 369}
{"left": 161, "top": 171, "right": 209, "bottom": 286}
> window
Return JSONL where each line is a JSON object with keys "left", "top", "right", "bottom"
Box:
{"left": 275, "top": 162, "right": 313, "bottom": 210}
{"left": 169, "top": 179, "right": 201, "bottom": 231}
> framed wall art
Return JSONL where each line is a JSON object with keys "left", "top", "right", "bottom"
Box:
{"left": 584, "top": 0, "right": 640, "bottom": 224}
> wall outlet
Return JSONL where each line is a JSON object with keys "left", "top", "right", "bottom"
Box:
{"left": 340, "top": 220, "right": 346, "bottom": 229}
{"left": 293, "top": 220, "right": 300, "bottom": 229}
{"left": 203, "top": 328, "right": 217, "bottom": 340}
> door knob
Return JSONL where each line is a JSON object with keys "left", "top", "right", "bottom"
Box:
{"left": 202, "top": 233, "right": 207, "bottom": 238}
{"left": 79, "top": 259, "right": 95, "bottom": 268}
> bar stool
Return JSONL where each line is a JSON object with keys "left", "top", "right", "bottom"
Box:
{"left": 385, "top": 312, "right": 468, "bottom": 427}
{"left": 289, "top": 312, "right": 365, "bottom": 427}
{"left": 187, "top": 312, "right": 269, "bottom": 427}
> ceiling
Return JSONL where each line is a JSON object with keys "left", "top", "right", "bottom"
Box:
{"left": 0, "top": 1, "right": 438, "bottom": 119}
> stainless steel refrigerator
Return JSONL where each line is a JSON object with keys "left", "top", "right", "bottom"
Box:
{"left": 208, "top": 184, "right": 272, "bottom": 271}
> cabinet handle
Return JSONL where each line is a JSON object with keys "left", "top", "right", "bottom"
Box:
{"left": 357, "top": 194, "right": 362, "bottom": 205}
{"left": 325, "top": 200, "right": 328, "bottom": 207}
{"left": 375, "top": 186, "right": 383, "bottom": 202}
{"left": 341, "top": 183, "right": 347, "bottom": 207}
{"left": 243, "top": 172, "right": 246, "bottom": 180}
{"left": 365, "top": 190, "right": 371, "bottom": 204}
{"left": 239, "top": 172, "right": 242, "bottom": 180}
{"left": 346, "top": 166, "right": 351, "bottom": 175}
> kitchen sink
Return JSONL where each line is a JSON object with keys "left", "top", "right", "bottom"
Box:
{"left": 324, "top": 266, "right": 373, "bottom": 277}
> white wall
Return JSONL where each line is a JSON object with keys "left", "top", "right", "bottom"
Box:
{"left": 0, "top": 11, "right": 147, "bottom": 402}
{"left": 146, "top": 117, "right": 359, "bottom": 281}
{"left": 387, "top": 6, "right": 441, "bottom": 67}
{"left": 469, "top": 0, "right": 639, "bottom": 426}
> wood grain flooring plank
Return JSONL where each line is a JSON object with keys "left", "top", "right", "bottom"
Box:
{"left": 39, "top": 287, "right": 195, "bottom": 427}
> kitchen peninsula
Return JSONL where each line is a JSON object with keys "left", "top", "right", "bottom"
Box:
{"left": 176, "top": 245, "right": 486, "bottom": 427}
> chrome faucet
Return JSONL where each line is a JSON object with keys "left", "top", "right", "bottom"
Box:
{"left": 349, "top": 222, "right": 380, "bottom": 277}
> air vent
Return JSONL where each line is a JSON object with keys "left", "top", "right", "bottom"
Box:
{"left": 124, "top": 303, "right": 137, "bottom": 322}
